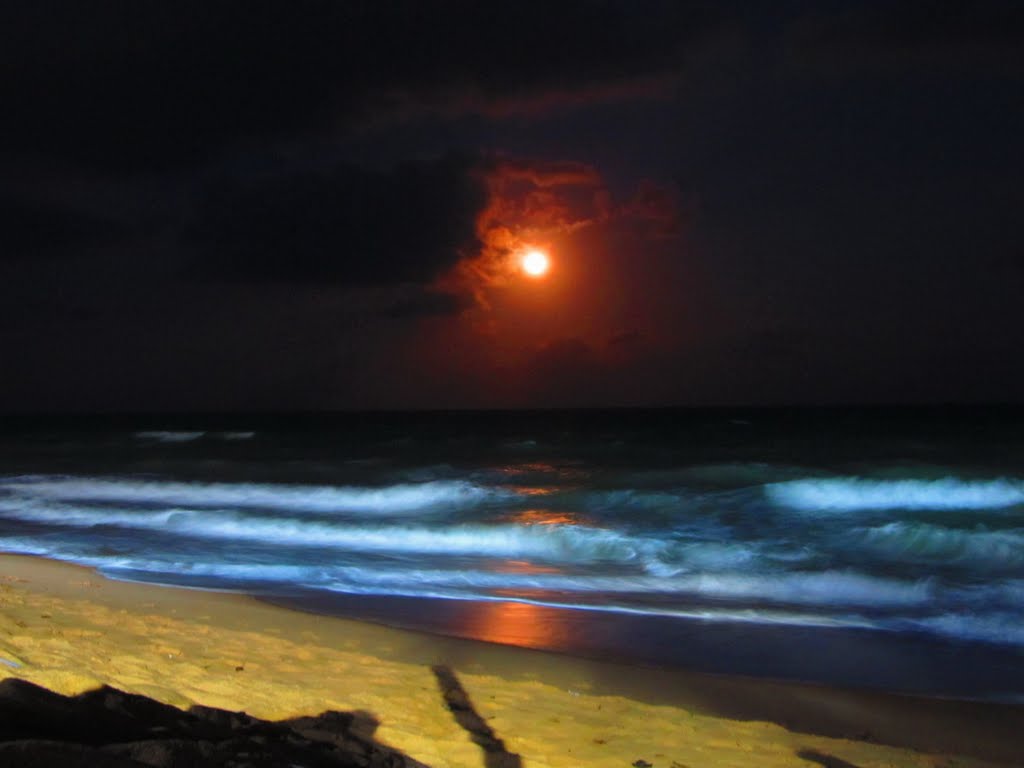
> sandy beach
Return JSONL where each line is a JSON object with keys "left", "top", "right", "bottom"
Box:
{"left": 1, "top": 553, "right": 1021, "bottom": 768}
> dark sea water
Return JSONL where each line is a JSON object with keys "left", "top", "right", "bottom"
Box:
{"left": 1, "top": 408, "right": 1023, "bottom": 700}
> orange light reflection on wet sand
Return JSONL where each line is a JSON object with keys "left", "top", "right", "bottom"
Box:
{"left": 457, "top": 598, "right": 569, "bottom": 649}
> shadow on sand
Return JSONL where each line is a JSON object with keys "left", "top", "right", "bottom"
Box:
{"left": 797, "top": 748, "right": 863, "bottom": 768}
{"left": 0, "top": 676, "right": 428, "bottom": 767}
{"left": 431, "top": 665, "right": 522, "bottom": 768}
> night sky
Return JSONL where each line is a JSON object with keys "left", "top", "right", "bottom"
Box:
{"left": 3, "top": 1, "right": 1022, "bottom": 411}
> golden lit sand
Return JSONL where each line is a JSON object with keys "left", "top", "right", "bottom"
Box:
{"left": 1, "top": 554, "right": 1019, "bottom": 768}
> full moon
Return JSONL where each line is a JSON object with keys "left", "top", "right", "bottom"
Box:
{"left": 521, "top": 249, "right": 550, "bottom": 277}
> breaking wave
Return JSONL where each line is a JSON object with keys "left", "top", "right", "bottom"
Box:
{"left": 767, "top": 477, "right": 1024, "bottom": 511}
{"left": 0, "top": 498, "right": 672, "bottom": 564}
{"left": 0, "top": 475, "right": 505, "bottom": 515}
{"left": 0, "top": 533, "right": 931, "bottom": 612}
{"left": 1, "top": 465, "right": 1023, "bottom": 653}
{"left": 855, "top": 522, "right": 1024, "bottom": 569}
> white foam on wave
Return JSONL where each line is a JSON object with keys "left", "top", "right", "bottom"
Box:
{"left": 767, "top": 477, "right": 1024, "bottom": 511}
{"left": 4, "top": 536, "right": 1019, "bottom": 644}
{"left": 0, "top": 518, "right": 929, "bottom": 609}
{"left": 670, "top": 570, "right": 933, "bottom": 606}
{"left": 1, "top": 475, "right": 504, "bottom": 514}
{"left": 315, "top": 566, "right": 931, "bottom": 607}
{"left": 0, "top": 537, "right": 296, "bottom": 586}
{"left": 0, "top": 497, "right": 668, "bottom": 563}
{"left": 641, "top": 541, "right": 766, "bottom": 576}
{"left": 9, "top": 537, "right": 1021, "bottom": 645}
{"left": 856, "top": 522, "right": 1024, "bottom": 569}
{"left": 46, "top": 549, "right": 879, "bottom": 631}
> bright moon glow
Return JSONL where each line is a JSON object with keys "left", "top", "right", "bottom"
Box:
{"left": 521, "top": 249, "right": 550, "bottom": 277}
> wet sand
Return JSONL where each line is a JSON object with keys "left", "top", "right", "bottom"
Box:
{"left": 1, "top": 553, "right": 1021, "bottom": 767}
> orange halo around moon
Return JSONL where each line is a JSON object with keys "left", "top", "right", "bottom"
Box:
{"left": 521, "top": 249, "right": 550, "bottom": 277}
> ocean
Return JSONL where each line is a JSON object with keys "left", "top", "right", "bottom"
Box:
{"left": 1, "top": 407, "right": 1022, "bottom": 701}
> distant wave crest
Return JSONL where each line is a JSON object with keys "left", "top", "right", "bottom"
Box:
{"left": 0, "top": 497, "right": 668, "bottom": 563}
{"left": 766, "top": 477, "right": 1024, "bottom": 511}
{"left": 1, "top": 475, "right": 504, "bottom": 515}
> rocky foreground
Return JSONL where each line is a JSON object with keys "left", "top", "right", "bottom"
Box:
{"left": 0, "top": 677, "right": 425, "bottom": 768}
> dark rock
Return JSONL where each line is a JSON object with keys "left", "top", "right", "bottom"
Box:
{"left": 0, "top": 739, "right": 146, "bottom": 767}
{"left": 103, "top": 739, "right": 213, "bottom": 768}
{"left": 0, "top": 678, "right": 425, "bottom": 768}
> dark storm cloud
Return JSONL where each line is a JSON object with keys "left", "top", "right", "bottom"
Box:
{"left": 188, "top": 153, "right": 486, "bottom": 284}
{"left": 1, "top": 0, "right": 722, "bottom": 171}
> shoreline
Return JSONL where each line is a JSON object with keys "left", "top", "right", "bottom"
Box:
{"left": 262, "top": 588, "right": 1024, "bottom": 704}
{"left": 2, "top": 553, "right": 1022, "bottom": 766}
